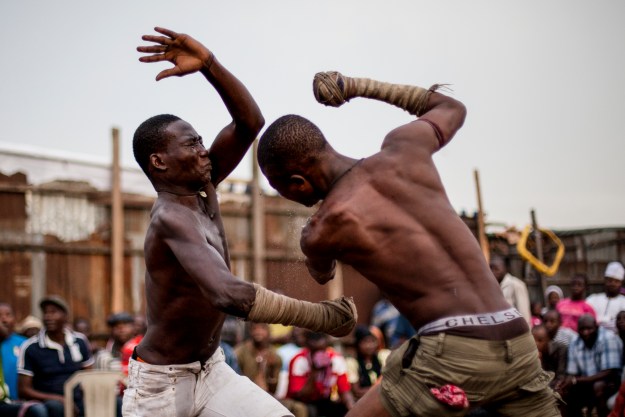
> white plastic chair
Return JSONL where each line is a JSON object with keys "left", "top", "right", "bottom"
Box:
{"left": 64, "top": 370, "right": 124, "bottom": 417}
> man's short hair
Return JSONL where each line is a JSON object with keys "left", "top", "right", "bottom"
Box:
{"left": 106, "top": 312, "right": 134, "bottom": 327}
{"left": 531, "top": 323, "right": 547, "bottom": 335}
{"left": 133, "top": 114, "right": 181, "bottom": 176}
{"left": 39, "top": 295, "right": 69, "bottom": 314}
{"left": 304, "top": 330, "right": 327, "bottom": 342}
{"left": 257, "top": 114, "right": 328, "bottom": 173}
{"left": 571, "top": 272, "right": 589, "bottom": 285}
{"left": 489, "top": 254, "right": 509, "bottom": 269}
{"left": 543, "top": 309, "right": 561, "bottom": 322}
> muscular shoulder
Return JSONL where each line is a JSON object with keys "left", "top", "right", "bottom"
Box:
{"left": 381, "top": 119, "right": 441, "bottom": 155}
{"left": 301, "top": 201, "right": 360, "bottom": 256}
{"left": 369, "top": 135, "right": 443, "bottom": 195}
{"left": 150, "top": 200, "right": 200, "bottom": 238}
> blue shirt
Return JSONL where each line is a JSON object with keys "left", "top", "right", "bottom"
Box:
{"left": 220, "top": 342, "right": 241, "bottom": 375}
{"left": 389, "top": 315, "right": 416, "bottom": 349}
{"left": 371, "top": 300, "right": 400, "bottom": 345}
{"left": 18, "top": 328, "right": 94, "bottom": 396}
{"left": 1, "top": 332, "right": 26, "bottom": 400}
{"left": 566, "top": 326, "right": 623, "bottom": 377}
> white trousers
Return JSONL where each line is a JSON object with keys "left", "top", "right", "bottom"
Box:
{"left": 122, "top": 348, "right": 293, "bottom": 417}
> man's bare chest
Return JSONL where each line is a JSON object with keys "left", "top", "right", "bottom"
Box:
{"left": 198, "top": 213, "right": 228, "bottom": 259}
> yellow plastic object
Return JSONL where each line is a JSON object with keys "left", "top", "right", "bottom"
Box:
{"left": 516, "top": 225, "right": 565, "bottom": 277}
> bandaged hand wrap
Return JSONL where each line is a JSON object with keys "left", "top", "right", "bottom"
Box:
{"left": 247, "top": 284, "right": 357, "bottom": 337}
{"left": 313, "top": 71, "right": 440, "bottom": 117}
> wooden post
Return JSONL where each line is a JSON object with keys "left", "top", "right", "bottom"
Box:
{"left": 30, "top": 234, "right": 46, "bottom": 318}
{"left": 531, "top": 209, "right": 547, "bottom": 303}
{"left": 328, "top": 263, "right": 344, "bottom": 300}
{"left": 111, "top": 127, "right": 124, "bottom": 312}
{"left": 473, "top": 169, "right": 490, "bottom": 263}
{"left": 251, "top": 140, "right": 266, "bottom": 287}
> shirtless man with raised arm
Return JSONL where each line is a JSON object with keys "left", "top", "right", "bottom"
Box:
{"left": 124, "top": 28, "right": 356, "bottom": 417}
{"left": 257, "top": 72, "right": 562, "bottom": 416}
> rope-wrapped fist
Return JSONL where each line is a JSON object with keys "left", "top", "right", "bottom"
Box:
{"left": 313, "top": 71, "right": 350, "bottom": 107}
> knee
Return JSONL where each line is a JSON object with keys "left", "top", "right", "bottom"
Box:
{"left": 25, "top": 404, "right": 48, "bottom": 417}
{"left": 43, "top": 400, "right": 64, "bottom": 417}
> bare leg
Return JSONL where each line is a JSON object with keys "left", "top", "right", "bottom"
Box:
{"left": 313, "top": 71, "right": 439, "bottom": 116}
{"left": 346, "top": 384, "right": 393, "bottom": 417}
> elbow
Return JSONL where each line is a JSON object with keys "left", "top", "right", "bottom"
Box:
{"left": 210, "top": 281, "right": 256, "bottom": 317}
{"left": 233, "top": 111, "right": 265, "bottom": 141}
{"left": 248, "top": 113, "right": 265, "bottom": 137}
{"left": 440, "top": 100, "right": 467, "bottom": 145}
{"left": 312, "top": 275, "right": 330, "bottom": 285}
{"left": 452, "top": 100, "right": 467, "bottom": 130}
{"left": 244, "top": 112, "right": 265, "bottom": 138}
{"left": 305, "top": 257, "right": 336, "bottom": 284}
{"left": 212, "top": 294, "right": 246, "bottom": 318}
{"left": 18, "top": 387, "right": 31, "bottom": 400}
{"left": 308, "top": 266, "right": 335, "bottom": 285}
{"left": 256, "top": 114, "right": 266, "bottom": 133}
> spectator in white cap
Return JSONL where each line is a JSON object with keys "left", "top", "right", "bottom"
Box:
{"left": 586, "top": 261, "right": 625, "bottom": 333}
{"left": 542, "top": 285, "right": 564, "bottom": 315}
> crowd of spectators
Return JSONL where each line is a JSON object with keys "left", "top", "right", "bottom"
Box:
{"left": 526, "top": 261, "right": 625, "bottom": 417}
{"left": 0, "top": 296, "right": 145, "bottom": 417}
{"left": 2, "top": 259, "right": 625, "bottom": 417}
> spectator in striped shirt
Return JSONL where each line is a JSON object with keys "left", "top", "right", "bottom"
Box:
{"left": 543, "top": 309, "right": 577, "bottom": 347}
{"left": 558, "top": 314, "right": 622, "bottom": 417}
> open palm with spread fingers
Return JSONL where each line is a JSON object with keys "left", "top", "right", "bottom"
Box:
{"left": 137, "top": 27, "right": 214, "bottom": 81}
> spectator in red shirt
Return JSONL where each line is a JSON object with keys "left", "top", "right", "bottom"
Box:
{"left": 288, "top": 331, "right": 354, "bottom": 416}
{"left": 120, "top": 314, "right": 147, "bottom": 376}
{"left": 557, "top": 273, "right": 596, "bottom": 332}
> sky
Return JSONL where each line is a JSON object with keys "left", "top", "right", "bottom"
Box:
{"left": 1, "top": 0, "right": 623, "bottom": 231}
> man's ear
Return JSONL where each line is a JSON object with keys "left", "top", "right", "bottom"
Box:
{"left": 150, "top": 153, "right": 167, "bottom": 172}
{"left": 288, "top": 174, "right": 316, "bottom": 198}
{"left": 289, "top": 174, "right": 308, "bottom": 190}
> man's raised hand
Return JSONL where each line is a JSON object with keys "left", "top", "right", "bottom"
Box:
{"left": 137, "top": 27, "right": 214, "bottom": 81}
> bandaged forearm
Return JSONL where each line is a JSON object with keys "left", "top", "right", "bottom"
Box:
{"left": 247, "top": 284, "right": 357, "bottom": 337}
{"left": 313, "top": 71, "right": 440, "bottom": 117}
